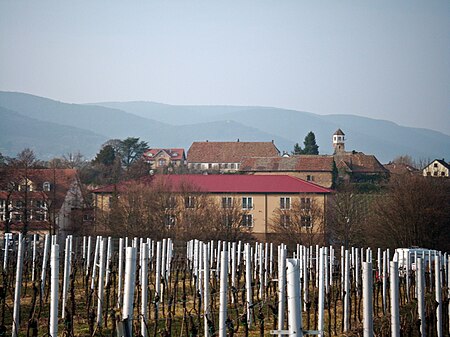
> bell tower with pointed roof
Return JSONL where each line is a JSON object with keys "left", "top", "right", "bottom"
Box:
{"left": 333, "top": 129, "right": 345, "bottom": 154}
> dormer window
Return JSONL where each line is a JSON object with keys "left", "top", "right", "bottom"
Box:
{"left": 43, "top": 182, "right": 51, "bottom": 191}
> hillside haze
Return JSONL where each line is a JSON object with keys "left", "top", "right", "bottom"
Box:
{"left": 0, "top": 91, "right": 449, "bottom": 163}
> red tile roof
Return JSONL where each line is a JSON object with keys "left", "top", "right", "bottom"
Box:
{"left": 187, "top": 141, "right": 280, "bottom": 163}
{"left": 384, "top": 162, "right": 419, "bottom": 175}
{"left": 334, "top": 152, "right": 388, "bottom": 174}
{"left": 240, "top": 155, "right": 334, "bottom": 172}
{"left": 143, "top": 148, "right": 185, "bottom": 161}
{"left": 92, "top": 174, "right": 331, "bottom": 194}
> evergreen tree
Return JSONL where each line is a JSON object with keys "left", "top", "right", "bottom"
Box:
{"left": 302, "top": 131, "right": 319, "bottom": 155}
{"left": 118, "top": 137, "right": 149, "bottom": 168}
{"left": 293, "top": 143, "right": 303, "bottom": 155}
{"left": 93, "top": 145, "right": 116, "bottom": 166}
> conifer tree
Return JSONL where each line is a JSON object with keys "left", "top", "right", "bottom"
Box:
{"left": 302, "top": 131, "right": 319, "bottom": 155}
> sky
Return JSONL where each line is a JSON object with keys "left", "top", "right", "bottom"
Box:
{"left": 1, "top": 0, "right": 449, "bottom": 135}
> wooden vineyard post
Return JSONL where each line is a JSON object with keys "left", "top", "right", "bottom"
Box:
{"left": 286, "top": 258, "right": 302, "bottom": 337}
{"left": 50, "top": 243, "right": 60, "bottom": 337}
{"left": 86, "top": 236, "right": 92, "bottom": 278}
{"left": 278, "top": 245, "right": 287, "bottom": 331}
{"left": 435, "top": 255, "right": 442, "bottom": 337}
{"left": 390, "top": 261, "right": 400, "bottom": 337}
{"left": 12, "top": 233, "right": 24, "bottom": 337}
{"left": 122, "top": 246, "right": 137, "bottom": 336}
{"left": 41, "top": 234, "right": 50, "bottom": 295}
{"left": 218, "top": 249, "right": 228, "bottom": 337}
{"left": 318, "top": 247, "right": 325, "bottom": 337}
{"left": 96, "top": 237, "right": 106, "bottom": 327}
{"left": 343, "top": 249, "right": 350, "bottom": 332}
{"left": 362, "top": 261, "right": 373, "bottom": 337}
{"left": 117, "top": 237, "right": 124, "bottom": 308}
{"left": 417, "top": 258, "right": 425, "bottom": 337}
{"left": 91, "top": 236, "right": 100, "bottom": 291}
{"left": 245, "top": 243, "right": 253, "bottom": 327}
{"left": 141, "top": 242, "right": 149, "bottom": 337}
{"left": 203, "top": 243, "right": 211, "bottom": 337}
{"left": 155, "top": 241, "right": 162, "bottom": 314}
{"left": 61, "top": 235, "right": 71, "bottom": 319}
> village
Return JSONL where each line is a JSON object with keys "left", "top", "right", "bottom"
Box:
{"left": 1, "top": 129, "right": 448, "bottom": 251}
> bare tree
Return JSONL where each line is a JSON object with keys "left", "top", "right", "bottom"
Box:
{"left": 93, "top": 178, "right": 253, "bottom": 241}
{"left": 270, "top": 197, "right": 326, "bottom": 248}
{"left": 370, "top": 174, "right": 450, "bottom": 251}
{"left": 327, "top": 183, "right": 371, "bottom": 248}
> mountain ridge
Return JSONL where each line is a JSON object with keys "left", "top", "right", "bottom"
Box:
{"left": 1, "top": 91, "right": 449, "bottom": 163}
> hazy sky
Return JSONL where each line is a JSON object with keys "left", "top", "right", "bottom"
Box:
{"left": 1, "top": 0, "right": 449, "bottom": 135}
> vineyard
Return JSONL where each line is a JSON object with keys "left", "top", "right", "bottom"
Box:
{"left": 1, "top": 233, "right": 449, "bottom": 337}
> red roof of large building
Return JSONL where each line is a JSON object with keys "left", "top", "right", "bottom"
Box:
{"left": 92, "top": 174, "right": 331, "bottom": 194}
{"left": 240, "top": 155, "right": 334, "bottom": 172}
{"left": 187, "top": 141, "right": 280, "bottom": 163}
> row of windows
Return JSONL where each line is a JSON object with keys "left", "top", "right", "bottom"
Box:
{"left": 0, "top": 199, "right": 48, "bottom": 209}
{"left": 190, "top": 163, "right": 240, "bottom": 170}
{"left": 280, "top": 214, "right": 312, "bottom": 228}
{"left": 426, "top": 171, "right": 447, "bottom": 177}
{"left": 164, "top": 213, "right": 254, "bottom": 228}
{"left": 0, "top": 211, "right": 47, "bottom": 222}
{"left": 112, "top": 195, "right": 313, "bottom": 211}
{"left": 9, "top": 181, "right": 52, "bottom": 192}
{"left": 163, "top": 212, "right": 313, "bottom": 229}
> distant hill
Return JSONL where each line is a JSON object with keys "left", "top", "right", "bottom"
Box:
{"left": 95, "top": 101, "right": 450, "bottom": 162}
{"left": 0, "top": 106, "right": 106, "bottom": 159}
{"left": 1, "top": 92, "right": 449, "bottom": 162}
{"left": 0, "top": 92, "right": 292, "bottom": 158}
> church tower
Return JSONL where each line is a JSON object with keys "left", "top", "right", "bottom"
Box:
{"left": 333, "top": 129, "right": 345, "bottom": 154}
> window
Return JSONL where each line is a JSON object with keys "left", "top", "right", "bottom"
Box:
{"left": 108, "top": 196, "right": 113, "bottom": 208}
{"left": 43, "top": 182, "right": 51, "bottom": 191}
{"left": 231, "top": 163, "right": 236, "bottom": 169}
{"left": 165, "top": 196, "right": 176, "bottom": 209}
{"left": 280, "top": 214, "right": 291, "bottom": 227}
{"left": 307, "top": 175, "right": 314, "bottom": 182}
{"left": 158, "top": 159, "right": 166, "bottom": 167}
{"left": 301, "top": 215, "right": 312, "bottom": 228}
{"left": 434, "top": 172, "right": 438, "bottom": 176}
{"left": 208, "top": 163, "right": 212, "bottom": 169}
{"left": 164, "top": 214, "right": 176, "bottom": 227}
{"left": 222, "top": 197, "right": 232, "bottom": 208}
{"left": 14, "top": 213, "right": 22, "bottom": 221}
{"left": 35, "top": 213, "right": 45, "bottom": 221}
{"left": 301, "top": 197, "right": 311, "bottom": 210}
{"left": 434, "top": 163, "right": 438, "bottom": 168}
{"left": 241, "top": 214, "right": 253, "bottom": 227}
{"left": 441, "top": 172, "right": 446, "bottom": 176}
{"left": 224, "top": 163, "right": 229, "bottom": 169}
{"left": 223, "top": 214, "right": 233, "bottom": 227}
{"left": 242, "top": 197, "right": 253, "bottom": 209}
{"left": 15, "top": 200, "right": 23, "bottom": 208}
{"left": 83, "top": 214, "right": 92, "bottom": 221}
{"left": 280, "top": 197, "right": 291, "bottom": 210}
{"left": 185, "top": 196, "right": 195, "bottom": 208}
